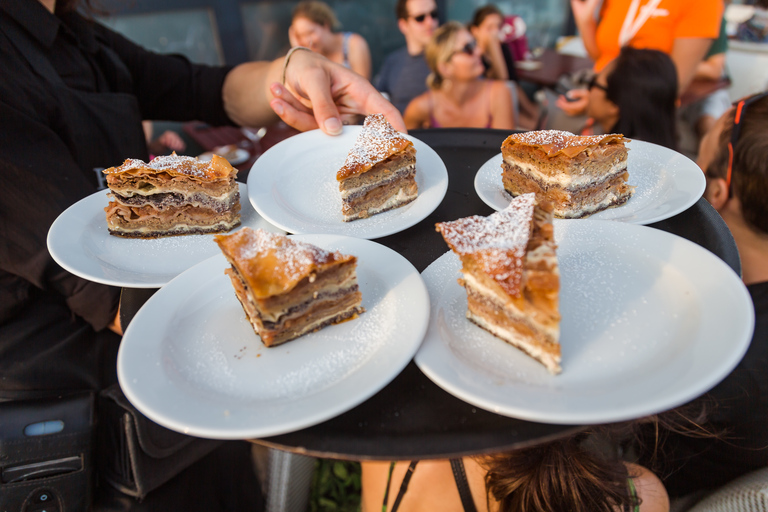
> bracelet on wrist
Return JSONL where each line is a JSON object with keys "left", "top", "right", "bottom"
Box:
{"left": 281, "top": 46, "right": 312, "bottom": 86}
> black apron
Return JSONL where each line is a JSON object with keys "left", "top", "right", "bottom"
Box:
{"left": 0, "top": 12, "right": 148, "bottom": 189}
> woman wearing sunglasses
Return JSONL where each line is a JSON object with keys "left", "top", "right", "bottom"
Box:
{"left": 403, "top": 21, "right": 515, "bottom": 130}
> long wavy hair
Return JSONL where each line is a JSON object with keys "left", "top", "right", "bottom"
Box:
{"left": 604, "top": 47, "right": 678, "bottom": 149}
{"left": 425, "top": 21, "right": 465, "bottom": 90}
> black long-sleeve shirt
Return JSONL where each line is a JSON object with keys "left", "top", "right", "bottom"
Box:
{"left": 0, "top": 0, "right": 233, "bottom": 397}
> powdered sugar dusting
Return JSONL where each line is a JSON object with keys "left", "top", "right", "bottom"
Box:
{"left": 338, "top": 114, "right": 410, "bottom": 178}
{"left": 507, "top": 130, "right": 627, "bottom": 157}
{"left": 216, "top": 228, "right": 346, "bottom": 294}
{"left": 437, "top": 193, "right": 536, "bottom": 286}
{"left": 104, "top": 153, "right": 235, "bottom": 180}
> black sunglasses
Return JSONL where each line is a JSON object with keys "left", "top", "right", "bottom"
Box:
{"left": 411, "top": 9, "right": 438, "bottom": 23}
{"left": 451, "top": 40, "right": 477, "bottom": 58}
{"left": 726, "top": 91, "right": 768, "bottom": 195}
{"left": 587, "top": 75, "right": 608, "bottom": 93}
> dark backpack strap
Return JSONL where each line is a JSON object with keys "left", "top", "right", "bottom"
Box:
{"left": 386, "top": 460, "right": 419, "bottom": 512}
{"left": 450, "top": 458, "right": 479, "bottom": 512}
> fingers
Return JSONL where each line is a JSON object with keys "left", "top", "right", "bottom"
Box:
{"left": 269, "top": 82, "right": 322, "bottom": 132}
{"left": 299, "top": 67, "right": 344, "bottom": 135}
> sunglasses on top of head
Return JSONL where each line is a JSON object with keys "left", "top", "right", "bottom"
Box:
{"left": 451, "top": 39, "right": 477, "bottom": 58}
{"left": 411, "top": 9, "right": 438, "bottom": 23}
{"left": 725, "top": 91, "right": 768, "bottom": 196}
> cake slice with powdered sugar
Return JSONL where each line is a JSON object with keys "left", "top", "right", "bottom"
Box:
{"left": 436, "top": 193, "right": 562, "bottom": 373}
{"left": 501, "top": 130, "right": 633, "bottom": 219}
{"left": 215, "top": 228, "right": 364, "bottom": 347}
{"left": 337, "top": 114, "right": 417, "bottom": 222}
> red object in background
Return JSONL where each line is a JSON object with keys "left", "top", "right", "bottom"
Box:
{"left": 500, "top": 15, "right": 529, "bottom": 62}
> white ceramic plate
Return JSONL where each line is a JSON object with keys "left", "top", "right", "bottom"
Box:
{"left": 47, "top": 183, "right": 281, "bottom": 288}
{"left": 117, "top": 234, "right": 430, "bottom": 439}
{"left": 247, "top": 127, "right": 448, "bottom": 239}
{"left": 415, "top": 220, "right": 753, "bottom": 424}
{"left": 474, "top": 139, "right": 706, "bottom": 225}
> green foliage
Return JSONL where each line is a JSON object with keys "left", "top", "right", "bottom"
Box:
{"left": 308, "top": 459, "right": 362, "bottom": 512}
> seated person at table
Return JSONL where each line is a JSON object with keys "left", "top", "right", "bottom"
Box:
{"left": 376, "top": 0, "right": 439, "bottom": 114}
{"left": 557, "top": 0, "right": 722, "bottom": 117}
{"left": 0, "top": 0, "right": 402, "bottom": 508}
{"left": 468, "top": 5, "right": 539, "bottom": 130}
{"left": 636, "top": 92, "right": 768, "bottom": 500}
{"left": 580, "top": 47, "right": 678, "bottom": 150}
{"left": 403, "top": 21, "right": 515, "bottom": 130}
{"left": 289, "top": 0, "right": 372, "bottom": 80}
{"left": 361, "top": 429, "right": 670, "bottom": 512}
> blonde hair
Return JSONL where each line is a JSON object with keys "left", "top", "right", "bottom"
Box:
{"left": 292, "top": 1, "right": 341, "bottom": 31}
{"left": 425, "top": 21, "right": 465, "bottom": 90}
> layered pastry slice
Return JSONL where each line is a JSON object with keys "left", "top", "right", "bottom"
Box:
{"left": 214, "top": 228, "right": 364, "bottom": 347}
{"left": 501, "top": 130, "right": 633, "bottom": 219}
{"left": 103, "top": 153, "right": 240, "bottom": 237}
{"left": 436, "top": 193, "right": 562, "bottom": 373}
{"left": 337, "top": 113, "right": 417, "bottom": 221}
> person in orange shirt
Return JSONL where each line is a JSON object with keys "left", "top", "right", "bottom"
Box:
{"left": 558, "top": 0, "right": 723, "bottom": 115}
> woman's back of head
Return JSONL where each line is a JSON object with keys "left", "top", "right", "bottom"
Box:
{"left": 606, "top": 47, "right": 678, "bottom": 149}
{"left": 481, "top": 430, "right": 642, "bottom": 512}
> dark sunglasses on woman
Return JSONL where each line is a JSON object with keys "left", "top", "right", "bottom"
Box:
{"left": 451, "top": 40, "right": 477, "bottom": 58}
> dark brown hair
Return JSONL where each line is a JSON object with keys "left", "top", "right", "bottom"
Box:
{"left": 606, "top": 47, "right": 678, "bottom": 150}
{"left": 396, "top": 0, "right": 410, "bottom": 20}
{"left": 479, "top": 430, "right": 639, "bottom": 512}
{"left": 292, "top": 1, "right": 341, "bottom": 31}
{"left": 469, "top": 5, "right": 503, "bottom": 29}
{"left": 705, "top": 92, "right": 768, "bottom": 234}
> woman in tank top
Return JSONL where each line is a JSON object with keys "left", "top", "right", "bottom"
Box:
{"left": 403, "top": 22, "right": 515, "bottom": 130}
{"left": 289, "top": 0, "right": 372, "bottom": 80}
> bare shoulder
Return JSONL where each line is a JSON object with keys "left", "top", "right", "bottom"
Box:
{"left": 626, "top": 463, "right": 670, "bottom": 512}
{"left": 404, "top": 91, "right": 431, "bottom": 129}
{"left": 348, "top": 32, "right": 370, "bottom": 51}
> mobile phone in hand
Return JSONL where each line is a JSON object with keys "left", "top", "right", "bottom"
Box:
{"left": 554, "top": 84, "right": 579, "bottom": 102}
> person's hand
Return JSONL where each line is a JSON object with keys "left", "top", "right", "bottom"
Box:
{"left": 156, "top": 130, "right": 186, "bottom": 152}
{"left": 270, "top": 49, "right": 406, "bottom": 135}
{"left": 570, "top": 0, "right": 601, "bottom": 25}
{"left": 555, "top": 88, "right": 589, "bottom": 116}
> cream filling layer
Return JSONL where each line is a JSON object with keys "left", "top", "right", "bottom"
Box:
{"left": 339, "top": 164, "right": 416, "bottom": 199}
{"left": 467, "top": 311, "right": 561, "bottom": 374}
{"left": 554, "top": 188, "right": 630, "bottom": 218}
{"left": 343, "top": 187, "right": 416, "bottom": 219}
{"left": 108, "top": 220, "right": 239, "bottom": 233}
{"left": 112, "top": 186, "right": 238, "bottom": 201}
{"left": 462, "top": 273, "right": 560, "bottom": 340}
{"left": 504, "top": 159, "right": 627, "bottom": 189}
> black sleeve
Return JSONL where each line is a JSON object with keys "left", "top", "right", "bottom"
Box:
{"left": 0, "top": 67, "right": 119, "bottom": 331}
{"left": 93, "top": 22, "right": 235, "bottom": 126}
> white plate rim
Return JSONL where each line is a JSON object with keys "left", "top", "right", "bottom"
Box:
{"left": 117, "top": 234, "right": 430, "bottom": 439}
{"left": 474, "top": 139, "right": 706, "bottom": 225}
{"left": 246, "top": 127, "right": 448, "bottom": 239}
{"left": 415, "top": 220, "right": 754, "bottom": 424}
{"left": 46, "top": 183, "right": 280, "bottom": 288}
